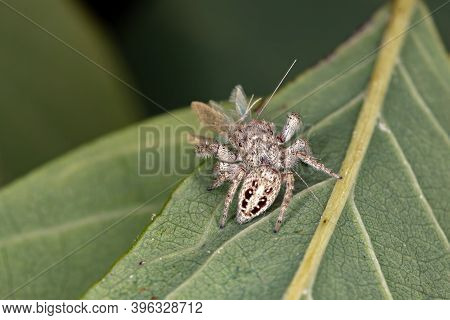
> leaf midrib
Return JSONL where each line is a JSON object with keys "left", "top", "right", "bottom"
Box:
{"left": 283, "top": 0, "right": 418, "bottom": 300}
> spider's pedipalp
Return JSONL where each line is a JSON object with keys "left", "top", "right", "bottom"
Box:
{"left": 277, "top": 112, "right": 302, "bottom": 144}
{"left": 217, "top": 145, "right": 239, "bottom": 163}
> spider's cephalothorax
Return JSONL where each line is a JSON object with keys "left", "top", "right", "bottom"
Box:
{"left": 190, "top": 85, "right": 341, "bottom": 232}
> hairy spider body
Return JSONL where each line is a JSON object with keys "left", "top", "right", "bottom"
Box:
{"left": 191, "top": 85, "right": 341, "bottom": 232}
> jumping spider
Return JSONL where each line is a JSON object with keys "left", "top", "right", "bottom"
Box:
{"left": 190, "top": 85, "right": 341, "bottom": 232}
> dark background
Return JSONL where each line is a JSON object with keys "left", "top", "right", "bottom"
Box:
{"left": 0, "top": 0, "right": 448, "bottom": 186}
{"left": 80, "top": 0, "right": 449, "bottom": 115}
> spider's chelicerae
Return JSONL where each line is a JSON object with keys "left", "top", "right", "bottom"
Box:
{"left": 190, "top": 85, "right": 342, "bottom": 232}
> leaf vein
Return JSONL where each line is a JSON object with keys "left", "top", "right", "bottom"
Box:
{"left": 379, "top": 120, "right": 449, "bottom": 246}
{"left": 397, "top": 59, "right": 450, "bottom": 140}
{"left": 410, "top": 32, "right": 450, "bottom": 91}
{"left": 102, "top": 201, "right": 219, "bottom": 298}
{"left": 350, "top": 191, "right": 393, "bottom": 299}
{"left": 0, "top": 206, "right": 151, "bottom": 248}
{"left": 306, "top": 91, "right": 365, "bottom": 136}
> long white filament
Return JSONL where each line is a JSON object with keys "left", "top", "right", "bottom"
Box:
{"left": 257, "top": 59, "right": 297, "bottom": 117}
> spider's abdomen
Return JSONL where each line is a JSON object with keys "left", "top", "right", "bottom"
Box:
{"left": 236, "top": 166, "right": 281, "bottom": 224}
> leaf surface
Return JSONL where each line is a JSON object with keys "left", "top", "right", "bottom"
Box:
{"left": 85, "top": 3, "right": 450, "bottom": 299}
{"left": 0, "top": 109, "right": 197, "bottom": 299}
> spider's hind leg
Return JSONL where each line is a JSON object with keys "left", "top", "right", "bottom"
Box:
{"left": 274, "top": 172, "right": 295, "bottom": 233}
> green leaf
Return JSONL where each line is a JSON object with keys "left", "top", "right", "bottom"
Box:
{"left": 0, "top": 109, "right": 197, "bottom": 299}
{"left": 0, "top": 0, "right": 145, "bottom": 185}
{"left": 85, "top": 2, "right": 449, "bottom": 299}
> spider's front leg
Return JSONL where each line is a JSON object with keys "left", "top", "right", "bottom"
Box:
{"left": 277, "top": 112, "right": 302, "bottom": 144}
{"left": 207, "top": 166, "right": 227, "bottom": 191}
{"left": 274, "top": 172, "right": 295, "bottom": 233}
{"left": 219, "top": 168, "right": 246, "bottom": 229}
{"left": 207, "top": 162, "right": 239, "bottom": 190}
{"left": 192, "top": 135, "right": 238, "bottom": 163}
{"left": 196, "top": 144, "right": 238, "bottom": 163}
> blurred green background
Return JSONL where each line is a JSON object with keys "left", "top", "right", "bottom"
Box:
{"left": 0, "top": 0, "right": 448, "bottom": 186}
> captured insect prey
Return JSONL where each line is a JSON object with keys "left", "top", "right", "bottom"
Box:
{"left": 190, "top": 84, "right": 342, "bottom": 232}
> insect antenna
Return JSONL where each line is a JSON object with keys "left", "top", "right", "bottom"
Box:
{"left": 237, "top": 94, "right": 262, "bottom": 122}
{"left": 247, "top": 94, "right": 254, "bottom": 111}
{"left": 292, "top": 168, "right": 325, "bottom": 210}
{"left": 257, "top": 59, "right": 297, "bottom": 117}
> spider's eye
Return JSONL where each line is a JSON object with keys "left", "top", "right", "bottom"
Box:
{"left": 265, "top": 187, "right": 273, "bottom": 194}
{"left": 252, "top": 180, "right": 258, "bottom": 188}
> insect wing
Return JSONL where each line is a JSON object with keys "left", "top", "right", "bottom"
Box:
{"left": 191, "top": 101, "right": 233, "bottom": 135}
{"left": 229, "top": 85, "right": 248, "bottom": 117}
{"left": 186, "top": 133, "right": 215, "bottom": 145}
{"left": 208, "top": 99, "right": 226, "bottom": 114}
